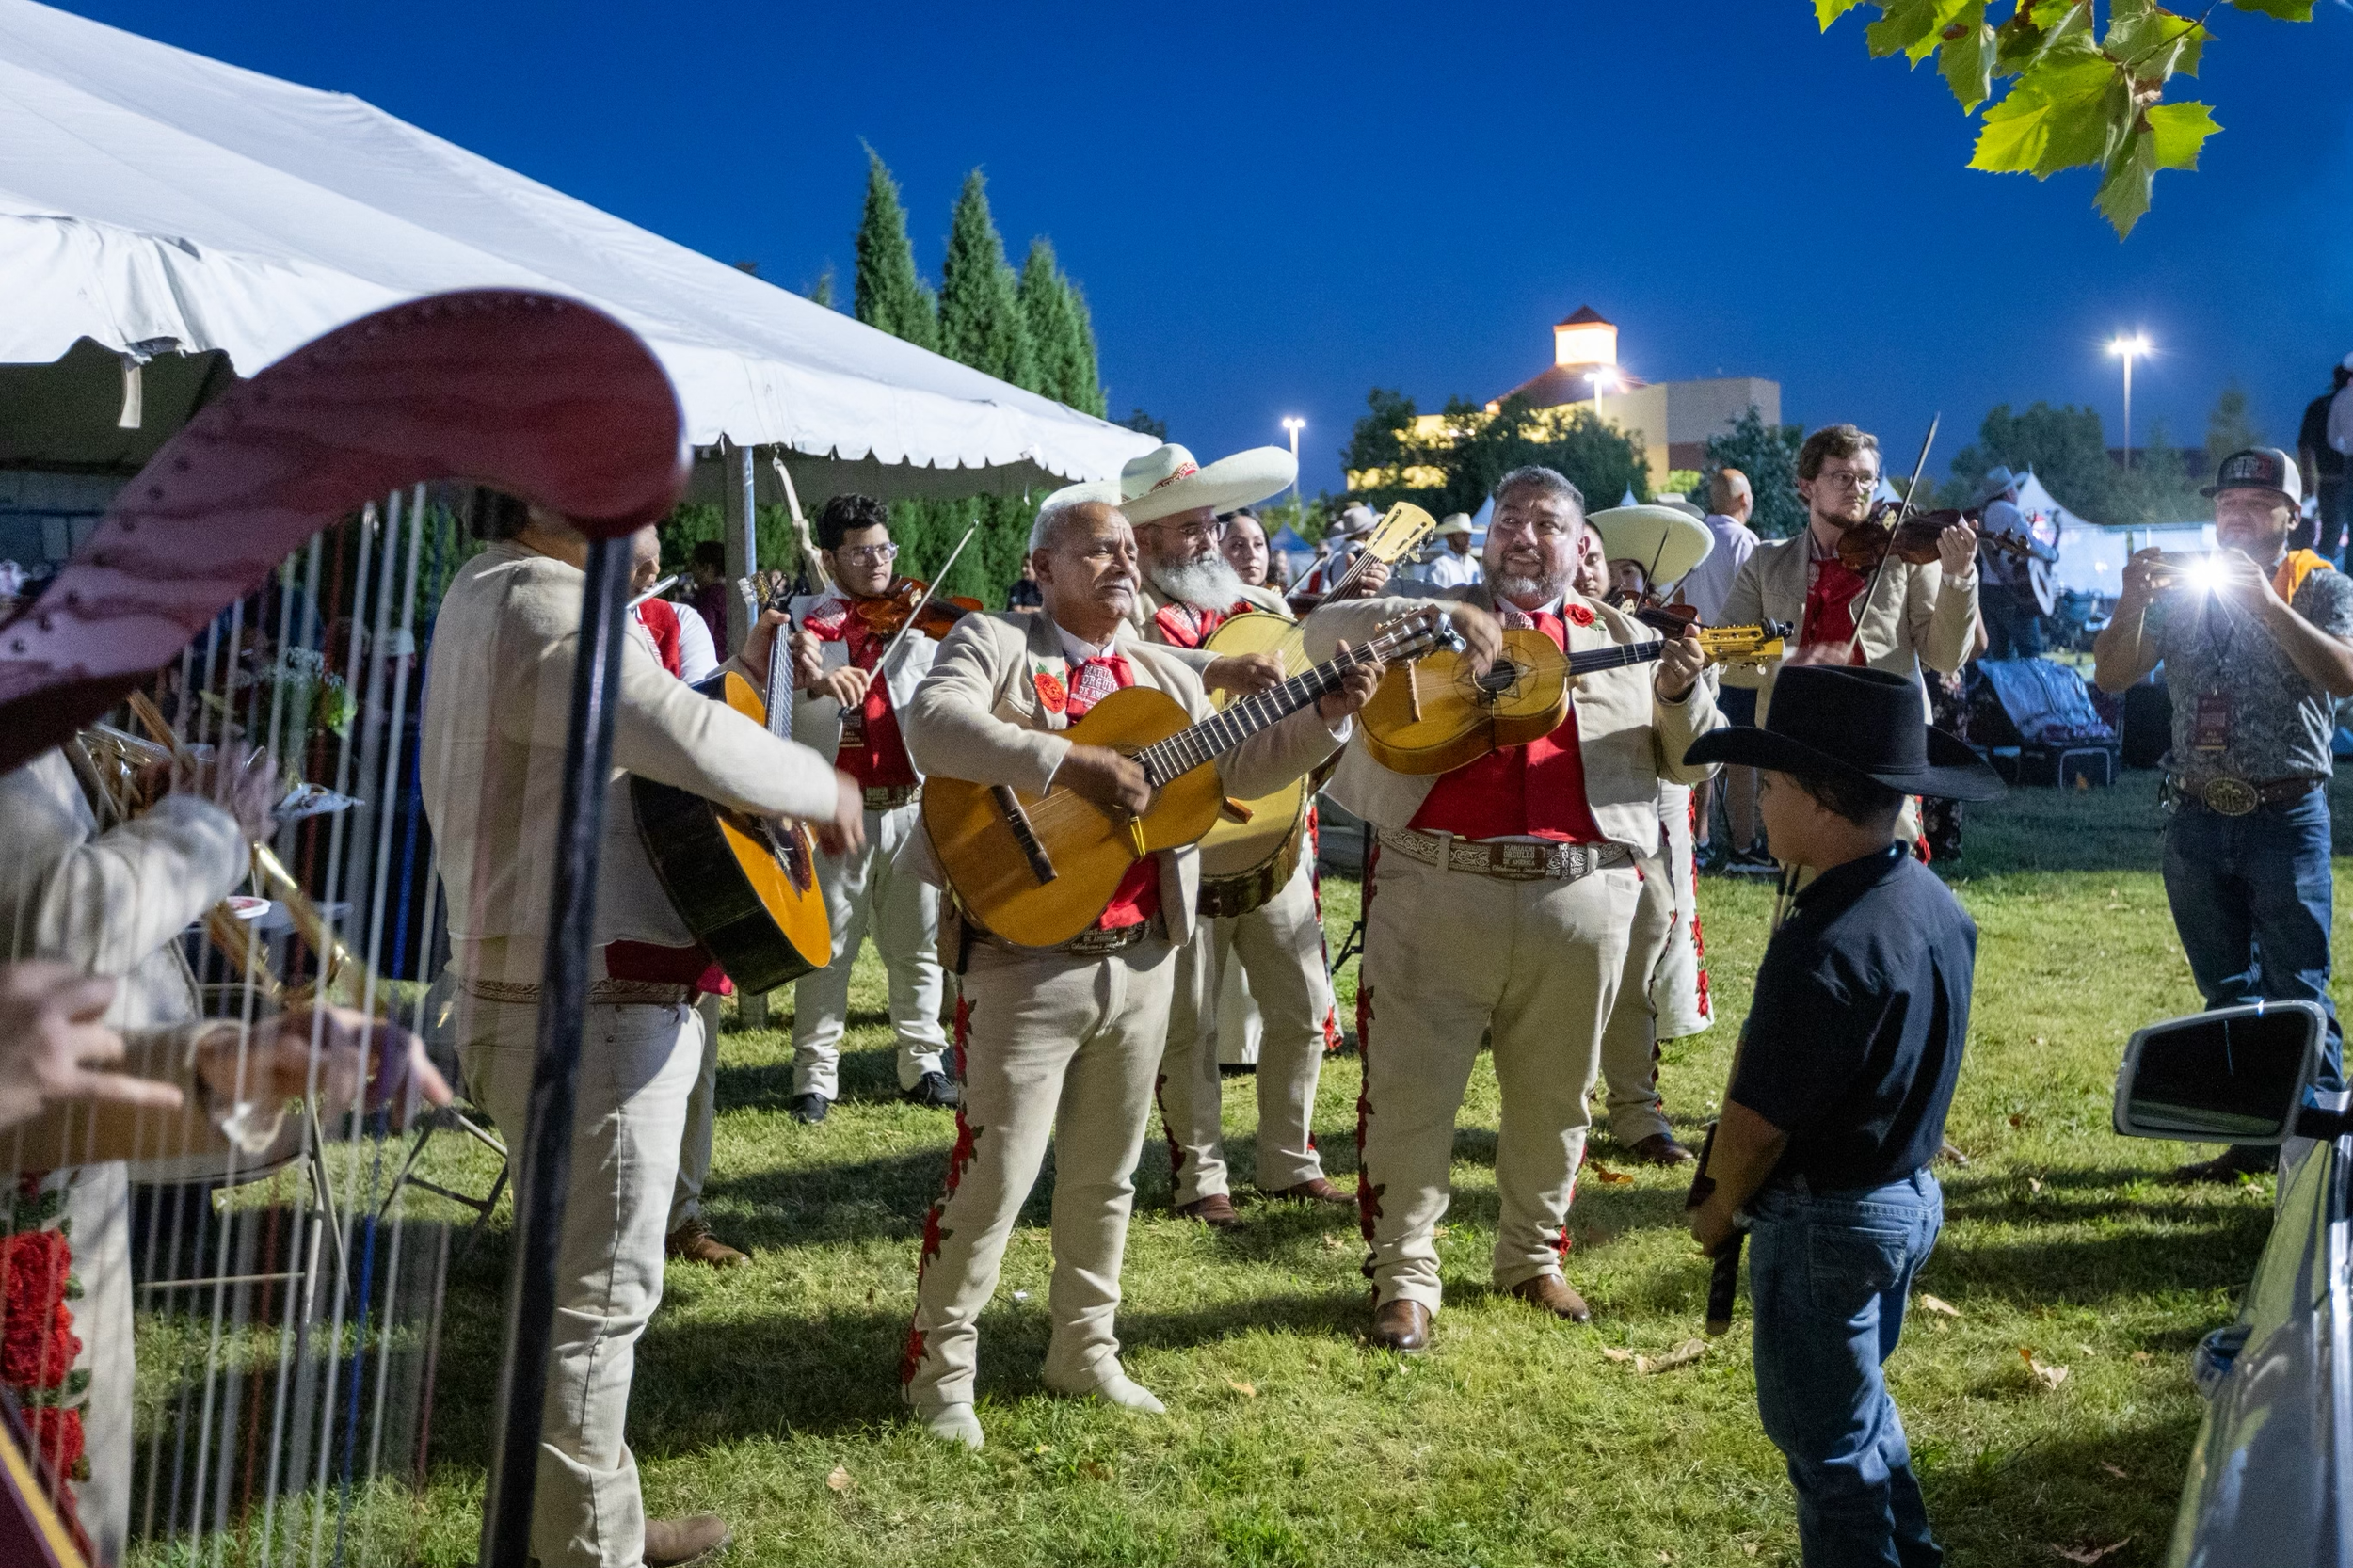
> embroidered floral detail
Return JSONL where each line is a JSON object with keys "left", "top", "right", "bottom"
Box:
{"left": 1563, "top": 602, "right": 1596, "bottom": 627}
{"left": 1032, "top": 668, "right": 1068, "bottom": 713}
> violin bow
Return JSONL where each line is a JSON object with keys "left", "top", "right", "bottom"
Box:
{"left": 1839, "top": 412, "right": 1939, "bottom": 666}
{"left": 771, "top": 451, "right": 836, "bottom": 594}
{"left": 845, "top": 520, "right": 980, "bottom": 715}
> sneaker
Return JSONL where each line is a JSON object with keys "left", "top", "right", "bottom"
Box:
{"left": 902, "top": 1071, "right": 960, "bottom": 1109}
{"left": 788, "top": 1092, "right": 830, "bottom": 1125}
{"left": 1723, "top": 844, "right": 1778, "bottom": 876}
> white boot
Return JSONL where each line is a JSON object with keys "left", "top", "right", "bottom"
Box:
{"left": 914, "top": 1400, "right": 984, "bottom": 1449}
{"left": 1048, "top": 1369, "right": 1165, "bottom": 1415}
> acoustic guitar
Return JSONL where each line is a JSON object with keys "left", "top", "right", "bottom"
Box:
{"left": 1361, "top": 618, "right": 1790, "bottom": 776}
{"left": 1285, "top": 500, "right": 1438, "bottom": 614}
{"left": 632, "top": 596, "right": 832, "bottom": 994}
{"left": 926, "top": 614, "right": 1460, "bottom": 949}
{"left": 1195, "top": 611, "right": 1317, "bottom": 918}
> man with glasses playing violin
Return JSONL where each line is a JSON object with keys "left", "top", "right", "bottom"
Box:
{"left": 779, "top": 492, "right": 959, "bottom": 1122}
{"left": 2095, "top": 448, "right": 2353, "bottom": 1183}
{"left": 1303, "top": 465, "right": 1718, "bottom": 1350}
{"left": 1103, "top": 444, "right": 1368, "bottom": 1231}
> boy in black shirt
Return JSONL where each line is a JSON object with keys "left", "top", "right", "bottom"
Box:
{"left": 1684, "top": 665, "right": 2003, "bottom": 1567}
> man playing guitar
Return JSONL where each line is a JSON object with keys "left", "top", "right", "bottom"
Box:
{"left": 424, "top": 502, "right": 859, "bottom": 1568}
{"left": 1112, "top": 444, "right": 1365, "bottom": 1228}
{"left": 895, "top": 497, "right": 1379, "bottom": 1449}
{"left": 1303, "top": 466, "right": 1718, "bottom": 1352}
{"left": 780, "top": 493, "right": 959, "bottom": 1123}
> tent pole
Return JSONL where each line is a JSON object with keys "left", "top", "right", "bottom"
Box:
{"left": 723, "top": 440, "right": 758, "bottom": 655}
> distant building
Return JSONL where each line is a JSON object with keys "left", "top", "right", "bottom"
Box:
{"left": 1401, "top": 306, "right": 1782, "bottom": 492}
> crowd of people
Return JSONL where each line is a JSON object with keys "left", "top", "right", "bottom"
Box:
{"left": 4, "top": 406, "right": 2350, "bottom": 1568}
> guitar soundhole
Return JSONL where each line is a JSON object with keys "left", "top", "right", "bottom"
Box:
{"left": 768, "top": 824, "right": 815, "bottom": 894}
{"left": 1473, "top": 659, "right": 1526, "bottom": 699}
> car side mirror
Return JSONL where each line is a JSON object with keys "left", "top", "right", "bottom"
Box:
{"left": 2113, "top": 1002, "right": 2323, "bottom": 1145}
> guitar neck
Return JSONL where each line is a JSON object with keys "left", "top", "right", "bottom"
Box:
{"left": 1133, "top": 639, "right": 1384, "bottom": 789}
{"left": 1563, "top": 640, "right": 1666, "bottom": 677}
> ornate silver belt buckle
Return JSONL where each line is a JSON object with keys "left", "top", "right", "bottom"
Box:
{"left": 2201, "top": 776, "right": 2259, "bottom": 816}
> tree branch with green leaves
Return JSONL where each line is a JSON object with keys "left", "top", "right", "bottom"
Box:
{"left": 1814, "top": 0, "right": 2311, "bottom": 236}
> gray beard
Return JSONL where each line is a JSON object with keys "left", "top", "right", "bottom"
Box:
{"left": 1148, "top": 553, "right": 1245, "bottom": 611}
{"left": 1493, "top": 568, "right": 1569, "bottom": 605}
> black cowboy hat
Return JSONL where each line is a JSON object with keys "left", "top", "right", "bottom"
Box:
{"left": 1683, "top": 665, "right": 2006, "bottom": 802}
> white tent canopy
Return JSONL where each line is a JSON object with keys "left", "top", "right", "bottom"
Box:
{"left": 2013, "top": 471, "right": 2215, "bottom": 599}
{"left": 0, "top": 0, "right": 1151, "bottom": 496}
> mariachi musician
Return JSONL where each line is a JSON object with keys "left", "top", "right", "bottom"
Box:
{"left": 894, "top": 495, "right": 1378, "bottom": 1450}
{"left": 424, "top": 502, "right": 860, "bottom": 1568}
{"left": 1302, "top": 465, "right": 1720, "bottom": 1352}
{"left": 780, "top": 492, "right": 962, "bottom": 1123}
{"left": 1587, "top": 503, "right": 1721, "bottom": 1167}
{"left": 1099, "top": 443, "right": 1366, "bottom": 1227}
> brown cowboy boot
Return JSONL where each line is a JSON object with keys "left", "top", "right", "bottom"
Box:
{"left": 1369, "top": 1297, "right": 1431, "bottom": 1352}
{"left": 1508, "top": 1274, "right": 1593, "bottom": 1322}
{"left": 665, "top": 1217, "right": 748, "bottom": 1268}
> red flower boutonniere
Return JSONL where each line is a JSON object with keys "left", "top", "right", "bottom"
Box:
{"left": 1033, "top": 668, "right": 1068, "bottom": 713}
{"left": 1563, "top": 602, "right": 1596, "bottom": 627}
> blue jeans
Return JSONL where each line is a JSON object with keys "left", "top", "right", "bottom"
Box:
{"left": 1749, "top": 1170, "right": 1944, "bottom": 1568}
{"left": 2162, "top": 791, "right": 2344, "bottom": 1092}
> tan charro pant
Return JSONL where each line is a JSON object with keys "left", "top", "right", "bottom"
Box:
{"left": 902, "top": 937, "right": 1176, "bottom": 1410}
{"left": 1155, "top": 853, "right": 1335, "bottom": 1204}
{"left": 669, "top": 992, "right": 726, "bottom": 1230}
{"left": 792, "top": 799, "right": 949, "bottom": 1098}
{"left": 1356, "top": 846, "right": 1638, "bottom": 1312}
{"left": 459, "top": 995, "right": 701, "bottom": 1568}
{"left": 1597, "top": 841, "right": 1679, "bottom": 1149}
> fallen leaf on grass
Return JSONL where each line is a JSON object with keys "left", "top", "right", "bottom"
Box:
{"left": 1602, "top": 1347, "right": 1636, "bottom": 1364}
{"left": 2051, "top": 1540, "right": 2130, "bottom": 1564}
{"left": 825, "top": 1464, "right": 852, "bottom": 1494}
{"left": 1588, "top": 1163, "right": 1634, "bottom": 1186}
{"left": 1227, "top": 1380, "right": 1257, "bottom": 1398}
{"left": 1080, "top": 1460, "right": 1112, "bottom": 1481}
{"left": 2021, "top": 1347, "right": 2070, "bottom": 1390}
{"left": 1917, "top": 1293, "right": 1961, "bottom": 1318}
{"left": 2100, "top": 1462, "right": 2130, "bottom": 1480}
{"left": 2131, "top": 1351, "right": 2152, "bottom": 1364}
{"left": 1320, "top": 1233, "right": 1345, "bottom": 1251}
{"left": 1657, "top": 1552, "right": 1675, "bottom": 1564}
{"left": 1742, "top": 1545, "right": 1760, "bottom": 1560}
{"left": 2027, "top": 1176, "right": 2044, "bottom": 1195}
{"left": 1637, "top": 1340, "right": 1708, "bottom": 1375}
{"left": 2009, "top": 1113, "right": 2025, "bottom": 1128}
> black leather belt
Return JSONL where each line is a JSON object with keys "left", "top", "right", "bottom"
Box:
{"left": 2169, "top": 775, "right": 2325, "bottom": 816}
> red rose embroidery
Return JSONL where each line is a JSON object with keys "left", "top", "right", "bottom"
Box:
{"left": 1033, "top": 669, "right": 1068, "bottom": 713}
{"left": 1564, "top": 603, "right": 1596, "bottom": 627}
{"left": 26, "top": 1404, "right": 84, "bottom": 1480}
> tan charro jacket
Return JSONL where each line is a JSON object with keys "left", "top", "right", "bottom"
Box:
{"left": 422, "top": 540, "right": 842, "bottom": 986}
{"left": 1301, "top": 584, "right": 1722, "bottom": 858}
{"left": 903, "top": 610, "right": 1346, "bottom": 948}
{"left": 1719, "top": 531, "right": 1979, "bottom": 719}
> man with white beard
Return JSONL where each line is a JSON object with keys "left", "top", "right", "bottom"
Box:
{"left": 1059, "top": 443, "right": 1369, "bottom": 1230}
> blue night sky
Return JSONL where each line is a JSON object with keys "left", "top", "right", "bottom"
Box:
{"left": 42, "top": 0, "right": 2353, "bottom": 497}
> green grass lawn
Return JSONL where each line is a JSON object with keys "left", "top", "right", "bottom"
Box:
{"left": 136, "top": 772, "right": 2353, "bottom": 1566}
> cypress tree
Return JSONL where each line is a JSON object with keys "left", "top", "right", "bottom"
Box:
{"left": 1063, "top": 278, "right": 1106, "bottom": 418}
{"left": 1017, "top": 239, "right": 1108, "bottom": 418}
{"left": 938, "top": 170, "right": 1037, "bottom": 392}
{"left": 853, "top": 150, "right": 938, "bottom": 351}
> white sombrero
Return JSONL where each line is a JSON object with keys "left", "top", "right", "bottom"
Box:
{"left": 1116, "top": 443, "right": 1297, "bottom": 524}
{"left": 1434, "top": 512, "right": 1475, "bottom": 536}
{"left": 1039, "top": 477, "right": 1120, "bottom": 513}
{"left": 1589, "top": 504, "right": 1713, "bottom": 587}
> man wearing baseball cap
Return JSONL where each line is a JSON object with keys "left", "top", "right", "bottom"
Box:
{"left": 2094, "top": 448, "right": 2353, "bottom": 1181}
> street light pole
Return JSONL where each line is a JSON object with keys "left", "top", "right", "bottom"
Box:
{"left": 1586, "top": 369, "right": 1617, "bottom": 421}
{"left": 1281, "top": 416, "right": 1305, "bottom": 514}
{"left": 2107, "top": 332, "right": 2151, "bottom": 472}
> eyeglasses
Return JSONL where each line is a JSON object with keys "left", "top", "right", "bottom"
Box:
{"left": 836, "top": 543, "right": 899, "bottom": 565}
{"left": 1488, "top": 515, "right": 1576, "bottom": 541}
{"left": 1144, "top": 519, "right": 1225, "bottom": 547}
{"left": 1813, "top": 469, "right": 1879, "bottom": 491}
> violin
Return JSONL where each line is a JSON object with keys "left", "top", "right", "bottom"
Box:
{"left": 1360, "top": 617, "right": 1791, "bottom": 776}
{"left": 847, "top": 575, "right": 984, "bottom": 639}
{"left": 1833, "top": 502, "right": 2033, "bottom": 574}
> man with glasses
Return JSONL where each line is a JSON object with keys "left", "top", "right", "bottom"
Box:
{"left": 1720, "top": 424, "right": 1980, "bottom": 864}
{"left": 779, "top": 492, "right": 958, "bottom": 1122}
{"left": 1304, "top": 466, "right": 1718, "bottom": 1350}
{"left": 1090, "top": 444, "right": 1365, "bottom": 1231}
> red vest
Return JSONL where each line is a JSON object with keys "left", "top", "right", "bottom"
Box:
{"left": 1407, "top": 608, "right": 1607, "bottom": 844}
{"left": 1064, "top": 654, "right": 1160, "bottom": 931}
{"left": 635, "top": 598, "right": 684, "bottom": 677}
{"left": 804, "top": 597, "right": 918, "bottom": 789}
